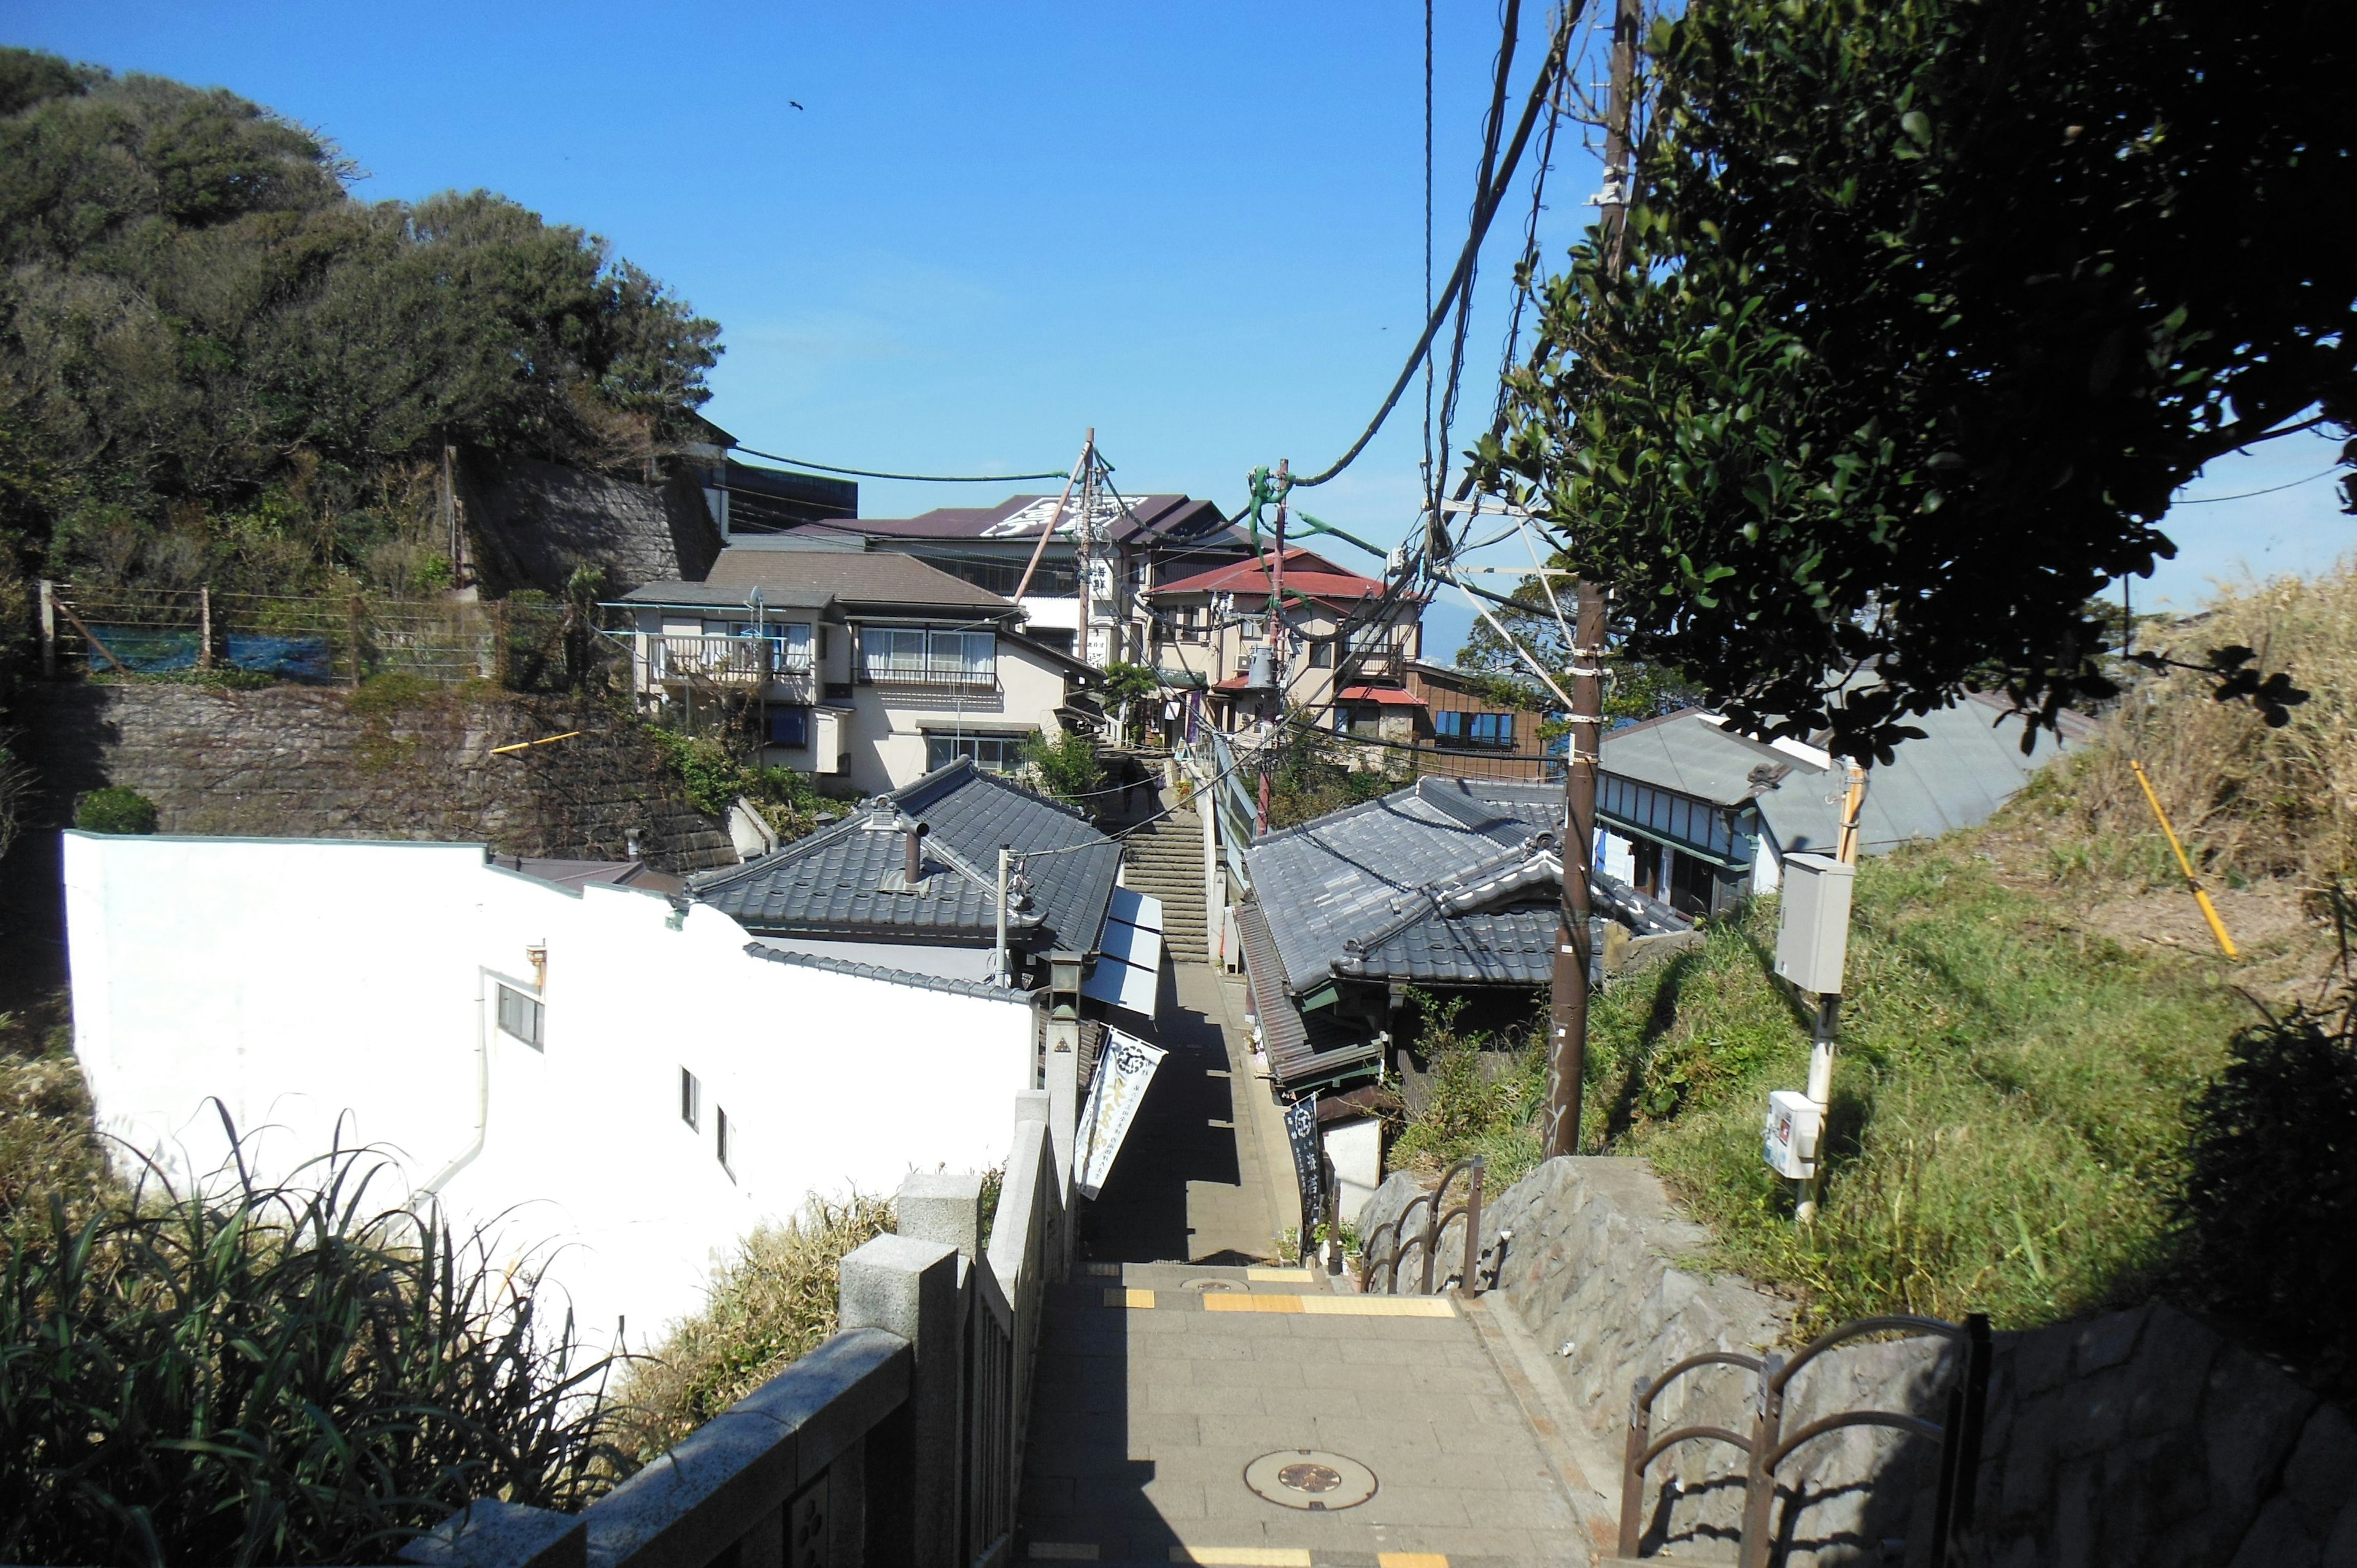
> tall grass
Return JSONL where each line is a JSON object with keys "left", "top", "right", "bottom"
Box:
{"left": 2056, "top": 563, "right": 2357, "bottom": 888}
{"left": 610, "top": 1192, "right": 894, "bottom": 1464}
{"left": 1, "top": 1126, "right": 624, "bottom": 1566}
{"left": 1586, "top": 849, "right": 2244, "bottom": 1335}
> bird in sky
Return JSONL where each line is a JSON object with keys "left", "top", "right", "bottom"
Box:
{"left": 790, "top": 101, "right": 805, "bottom": 110}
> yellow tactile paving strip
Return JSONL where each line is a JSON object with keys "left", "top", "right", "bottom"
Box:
{"left": 1098, "top": 1288, "right": 1457, "bottom": 1317}
{"left": 1024, "top": 1551, "right": 1452, "bottom": 1567}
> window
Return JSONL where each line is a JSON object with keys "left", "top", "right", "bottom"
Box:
{"left": 1434, "top": 710, "right": 1514, "bottom": 749}
{"left": 730, "top": 622, "right": 813, "bottom": 670}
{"left": 679, "top": 1067, "right": 702, "bottom": 1130}
{"left": 769, "top": 706, "right": 811, "bottom": 747}
{"left": 1308, "top": 638, "right": 1334, "bottom": 668}
{"left": 1334, "top": 705, "right": 1380, "bottom": 738}
{"left": 862, "top": 627, "right": 997, "bottom": 685}
{"left": 716, "top": 1106, "right": 734, "bottom": 1178}
{"left": 927, "top": 732, "right": 1029, "bottom": 773}
{"left": 496, "top": 984, "right": 543, "bottom": 1049}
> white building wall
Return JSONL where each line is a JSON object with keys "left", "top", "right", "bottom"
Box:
{"left": 63, "top": 832, "right": 1034, "bottom": 1351}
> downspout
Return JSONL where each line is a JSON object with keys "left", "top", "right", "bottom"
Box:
{"left": 422, "top": 968, "right": 491, "bottom": 1196}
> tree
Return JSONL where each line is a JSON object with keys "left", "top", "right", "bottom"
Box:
{"left": 1478, "top": 0, "right": 2355, "bottom": 760}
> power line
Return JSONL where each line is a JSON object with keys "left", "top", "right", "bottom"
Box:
{"left": 2172, "top": 467, "right": 2345, "bottom": 504}
{"left": 1291, "top": 0, "right": 1586, "bottom": 490}
{"left": 733, "top": 446, "right": 1072, "bottom": 484}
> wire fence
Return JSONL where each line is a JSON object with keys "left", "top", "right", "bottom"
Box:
{"left": 37, "top": 581, "right": 603, "bottom": 693}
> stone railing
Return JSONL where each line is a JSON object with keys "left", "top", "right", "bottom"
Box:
{"left": 404, "top": 1092, "right": 1066, "bottom": 1568}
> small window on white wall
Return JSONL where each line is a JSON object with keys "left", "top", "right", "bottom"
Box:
{"left": 716, "top": 1107, "right": 735, "bottom": 1180}
{"left": 495, "top": 984, "right": 543, "bottom": 1049}
{"left": 680, "top": 1068, "right": 701, "bottom": 1130}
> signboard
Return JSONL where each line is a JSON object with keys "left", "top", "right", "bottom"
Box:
{"left": 1074, "top": 1030, "right": 1166, "bottom": 1200}
{"left": 1285, "top": 1094, "right": 1321, "bottom": 1237}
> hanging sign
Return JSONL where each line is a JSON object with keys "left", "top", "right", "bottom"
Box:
{"left": 1285, "top": 1094, "right": 1322, "bottom": 1237}
{"left": 1075, "top": 1030, "right": 1166, "bottom": 1200}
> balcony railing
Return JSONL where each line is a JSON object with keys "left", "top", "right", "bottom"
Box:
{"left": 647, "top": 635, "right": 813, "bottom": 687}
{"left": 1339, "top": 646, "right": 1406, "bottom": 681}
{"left": 861, "top": 658, "right": 999, "bottom": 690}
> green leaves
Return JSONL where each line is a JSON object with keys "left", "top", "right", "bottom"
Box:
{"left": 1474, "top": 0, "right": 2356, "bottom": 760}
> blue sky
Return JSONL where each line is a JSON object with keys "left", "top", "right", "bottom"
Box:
{"left": 10, "top": 2, "right": 2348, "bottom": 652}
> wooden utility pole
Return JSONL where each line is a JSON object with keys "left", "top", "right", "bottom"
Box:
{"left": 1012, "top": 431, "right": 1092, "bottom": 606}
{"left": 1257, "top": 460, "right": 1290, "bottom": 836}
{"left": 1543, "top": 0, "right": 1644, "bottom": 1161}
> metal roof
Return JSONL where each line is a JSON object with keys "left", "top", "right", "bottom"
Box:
{"left": 1752, "top": 693, "right": 2081, "bottom": 856}
{"left": 690, "top": 758, "right": 1120, "bottom": 958}
{"left": 772, "top": 493, "right": 1230, "bottom": 546}
{"left": 742, "top": 941, "right": 1030, "bottom": 1003}
{"left": 1599, "top": 709, "right": 1797, "bottom": 807}
{"left": 703, "top": 546, "right": 1015, "bottom": 611}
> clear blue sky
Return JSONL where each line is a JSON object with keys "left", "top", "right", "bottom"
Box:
{"left": 9, "top": 1, "right": 2348, "bottom": 652}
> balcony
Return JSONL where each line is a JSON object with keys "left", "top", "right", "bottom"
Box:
{"left": 860, "top": 658, "right": 999, "bottom": 692}
{"left": 647, "top": 636, "right": 814, "bottom": 692}
{"left": 1337, "top": 647, "right": 1406, "bottom": 682}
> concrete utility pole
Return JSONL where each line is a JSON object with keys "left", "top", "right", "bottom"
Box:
{"left": 1543, "top": 0, "right": 1644, "bottom": 1161}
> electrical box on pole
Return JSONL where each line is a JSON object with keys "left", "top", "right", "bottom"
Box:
{"left": 1762, "top": 1090, "right": 1821, "bottom": 1180}
{"left": 1774, "top": 852, "right": 1855, "bottom": 996}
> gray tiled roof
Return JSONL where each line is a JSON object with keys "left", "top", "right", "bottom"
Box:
{"left": 1242, "top": 777, "right": 1564, "bottom": 994}
{"left": 1236, "top": 898, "right": 1381, "bottom": 1091}
{"left": 619, "top": 547, "right": 1015, "bottom": 615}
{"left": 743, "top": 941, "right": 1031, "bottom": 1003}
{"left": 692, "top": 759, "right": 1118, "bottom": 957}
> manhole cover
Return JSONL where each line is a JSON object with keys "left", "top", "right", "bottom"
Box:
{"left": 1183, "top": 1278, "right": 1244, "bottom": 1292}
{"left": 1243, "top": 1449, "right": 1378, "bottom": 1511}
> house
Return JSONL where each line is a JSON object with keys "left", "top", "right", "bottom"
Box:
{"left": 1596, "top": 694, "right": 2089, "bottom": 917}
{"left": 61, "top": 830, "right": 1043, "bottom": 1352}
{"left": 676, "top": 418, "right": 863, "bottom": 537}
{"left": 1326, "top": 660, "right": 1557, "bottom": 781}
{"left": 612, "top": 541, "right": 1099, "bottom": 795}
{"left": 722, "top": 491, "right": 1249, "bottom": 667}
{"left": 689, "top": 756, "right": 1165, "bottom": 1024}
{"left": 1234, "top": 776, "right": 1686, "bottom": 1100}
{"left": 1144, "top": 547, "right": 1424, "bottom": 733}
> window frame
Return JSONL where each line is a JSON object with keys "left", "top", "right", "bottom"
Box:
{"left": 716, "top": 1106, "right": 735, "bottom": 1180}
{"left": 495, "top": 983, "right": 544, "bottom": 1050}
{"left": 679, "top": 1067, "right": 702, "bottom": 1130}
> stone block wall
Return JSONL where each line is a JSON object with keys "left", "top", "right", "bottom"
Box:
{"left": 18, "top": 680, "right": 737, "bottom": 871}
{"left": 1360, "top": 1156, "right": 2357, "bottom": 1565}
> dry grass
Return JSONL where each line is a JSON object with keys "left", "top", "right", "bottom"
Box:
{"left": 609, "top": 1192, "right": 894, "bottom": 1464}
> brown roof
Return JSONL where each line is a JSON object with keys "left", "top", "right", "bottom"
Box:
{"left": 1149, "top": 547, "right": 1385, "bottom": 604}
{"left": 701, "top": 547, "right": 1014, "bottom": 612}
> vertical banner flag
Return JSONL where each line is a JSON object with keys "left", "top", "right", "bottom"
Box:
{"left": 1285, "top": 1094, "right": 1321, "bottom": 1248}
{"left": 1075, "top": 1030, "right": 1167, "bottom": 1200}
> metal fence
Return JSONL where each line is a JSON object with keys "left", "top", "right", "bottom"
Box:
{"left": 36, "top": 581, "right": 595, "bottom": 693}
{"left": 403, "top": 1093, "right": 1066, "bottom": 1568}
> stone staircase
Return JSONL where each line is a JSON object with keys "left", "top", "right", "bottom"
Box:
{"left": 1121, "top": 802, "right": 1210, "bottom": 964}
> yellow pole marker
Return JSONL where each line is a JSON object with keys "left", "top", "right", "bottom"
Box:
{"left": 488, "top": 730, "right": 584, "bottom": 756}
{"left": 2130, "top": 760, "right": 2238, "bottom": 959}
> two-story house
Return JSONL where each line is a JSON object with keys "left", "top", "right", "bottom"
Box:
{"left": 613, "top": 540, "right": 1096, "bottom": 796}
{"left": 724, "top": 492, "right": 1250, "bottom": 667}
{"left": 1142, "top": 547, "right": 1424, "bottom": 732}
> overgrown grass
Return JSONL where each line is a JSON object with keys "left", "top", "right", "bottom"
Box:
{"left": 1385, "top": 998, "right": 1552, "bottom": 1192}
{"left": 1588, "top": 846, "right": 2244, "bottom": 1335}
{"left": 610, "top": 1191, "right": 894, "bottom": 1464}
{"left": 1, "top": 1130, "right": 625, "bottom": 1565}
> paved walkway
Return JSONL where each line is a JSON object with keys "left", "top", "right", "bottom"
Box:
{"left": 1017, "top": 1264, "right": 1589, "bottom": 1566}
{"left": 1023, "top": 959, "right": 1597, "bottom": 1566}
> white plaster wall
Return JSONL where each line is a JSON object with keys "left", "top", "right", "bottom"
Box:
{"left": 1323, "top": 1117, "right": 1384, "bottom": 1226}
{"left": 63, "top": 832, "right": 1034, "bottom": 1350}
{"left": 842, "top": 641, "right": 1072, "bottom": 796}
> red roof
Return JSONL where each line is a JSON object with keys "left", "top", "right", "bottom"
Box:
{"left": 1150, "top": 547, "right": 1384, "bottom": 603}
{"left": 1336, "top": 685, "right": 1424, "bottom": 706}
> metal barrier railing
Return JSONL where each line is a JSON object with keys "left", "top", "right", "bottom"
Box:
{"left": 1358, "top": 1155, "right": 1486, "bottom": 1296}
{"left": 1616, "top": 1312, "right": 1992, "bottom": 1568}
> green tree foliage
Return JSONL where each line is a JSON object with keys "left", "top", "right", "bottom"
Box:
{"left": 1480, "top": 0, "right": 2356, "bottom": 760}
{"left": 1453, "top": 582, "right": 1694, "bottom": 722}
{"left": 0, "top": 47, "right": 720, "bottom": 594}
{"left": 1020, "top": 727, "right": 1104, "bottom": 806}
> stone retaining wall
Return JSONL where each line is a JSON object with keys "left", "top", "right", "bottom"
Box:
{"left": 1360, "top": 1156, "right": 2356, "bottom": 1566}
{"left": 18, "top": 680, "right": 737, "bottom": 871}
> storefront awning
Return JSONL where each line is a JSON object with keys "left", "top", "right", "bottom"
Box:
{"left": 1082, "top": 887, "right": 1164, "bottom": 1017}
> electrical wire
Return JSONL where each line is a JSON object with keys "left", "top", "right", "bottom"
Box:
{"left": 733, "top": 446, "right": 1072, "bottom": 483}
{"left": 1291, "top": 0, "right": 1587, "bottom": 490}
{"left": 2171, "top": 466, "right": 2346, "bottom": 504}
{"left": 1433, "top": 0, "right": 1523, "bottom": 512}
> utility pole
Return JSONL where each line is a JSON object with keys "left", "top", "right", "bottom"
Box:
{"left": 1257, "top": 460, "right": 1290, "bottom": 835}
{"left": 1012, "top": 430, "right": 1093, "bottom": 607}
{"left": 1543, "top": 0, "right": 1643, "bottom": 1161}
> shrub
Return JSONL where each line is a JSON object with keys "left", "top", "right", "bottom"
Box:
{"left": 1385, "top": 997, "right": 1550, "bottom": 1192}
{"left": 611, "top": 1191, "right": 893, "bottom": 1463}
{"left": 0, "top": 1130, "right": 626, "bottom": 1564}
{"left": 643, "top": 727, "right": 746, "bottom": 818}
{"left": 1020, "top": 728, "right": 1102, "bottom": 806}
{"left": 2171, "top": 975, "right": 2357, "bottom": 1397}
{"left": 72, "top": 786, "right": 157, "bottom": 835}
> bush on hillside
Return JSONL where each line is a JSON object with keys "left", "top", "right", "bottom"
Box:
{"left": 611, "top": 1192, "right": 892, "bottom": 1464}
{"left": 0, "top": 1132, "right": 625, "bottom": 1564}
{"left": 1020, "top": 728, "right": 1102, "bottom": 807}
{"left": 72, "top": 786, "right": 157, "bottom": 835}
{"left": 2172, "top": 967, "right": 2357, "bottom": 1398}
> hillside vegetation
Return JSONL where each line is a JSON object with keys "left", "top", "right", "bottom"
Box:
{"left": 1395, "top": 566, "right": 2357, "bottom": 1394}
{"left": 0, "top": 45, "right": 719, "bottom": 611}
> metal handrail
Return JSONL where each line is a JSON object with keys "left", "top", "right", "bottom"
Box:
{"left": 1357, "top": 1155, "right": 1487, "bottom": 1296}
{"left": 1614, "top": 1312, "right": 1991, "bottom": 1568}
